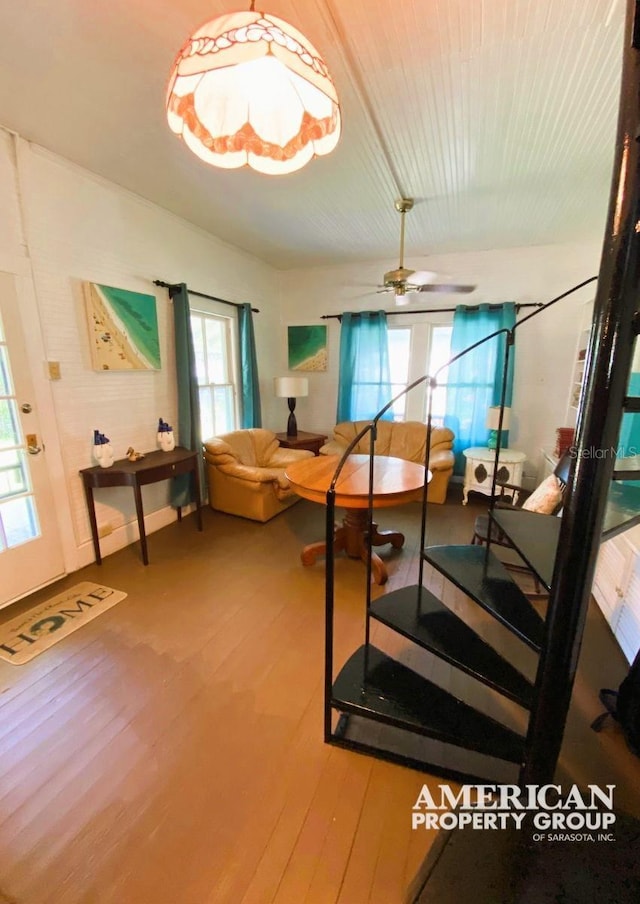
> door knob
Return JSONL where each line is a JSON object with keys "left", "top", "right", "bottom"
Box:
{"left": 26, "top": 433, "right": 42, "bottom": 454}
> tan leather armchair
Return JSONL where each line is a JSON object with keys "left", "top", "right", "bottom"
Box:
{"left": 320, "top": 420, "right": 455, "bottom": 504}
{"left": 203, "top": 428, "right": 314, "bottom": 522}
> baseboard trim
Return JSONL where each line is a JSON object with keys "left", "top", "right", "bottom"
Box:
{"left": 76, "top": 502, "right": 198, "bottom": 569}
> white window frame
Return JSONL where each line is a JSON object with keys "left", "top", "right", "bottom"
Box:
{"left": 387, "top": 325, "right": 412, "bottom": 421}
{"left": 386, "top": 317, "right": 453, "bottom": 422}
{"left": 189, "top": 299, "right": 240, "bottom": 439}
{"left": 425, "top": 323, "right": 453, "bottom": 426}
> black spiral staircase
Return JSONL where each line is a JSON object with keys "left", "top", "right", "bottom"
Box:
{"left": 323, "top": 2, "right": 640, "bottom": 787}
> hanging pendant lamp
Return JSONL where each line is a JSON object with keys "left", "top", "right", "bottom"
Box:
{"left": 166, "top": 5, "right": 341, "bottom": 175}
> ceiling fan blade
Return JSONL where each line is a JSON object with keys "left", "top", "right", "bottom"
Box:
{"left": 415, "top": 283, "right": 476, "bottom": 294}
{"left": 408, "top": 269, "right": 438, "bottom": 285}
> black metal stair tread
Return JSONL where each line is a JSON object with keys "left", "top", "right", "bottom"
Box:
{"left": 487, "top": 486, "right": 640, "bottom": 547}
{"left": 490, "top": 508, "right": 560, "bottom": 590}
{"left": 331, "top": 645, "right": 525, "bottom": 764}
{"left": 602, "top": 482, "right": 640, "bottom": 539}
{"left": 422, "top": 546, "right": 544, "bottom": 650}
{"left": 623, "top": 396, "right": 640, "bottom": 412}
{"left": 612, "top": 455, "right": 640, "bottom": 480}
{"left": 370, "top": 585, "right": 534, "bottom": 708}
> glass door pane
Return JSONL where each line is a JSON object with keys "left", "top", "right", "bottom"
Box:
{"left": 0, "top": 312, "right": 40, "bottom": 550}
{"left": 0, "top": 271, "right": 64, "bottom": 607}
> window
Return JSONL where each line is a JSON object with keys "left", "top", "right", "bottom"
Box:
{"left": 385, "top": 322, "right": 453, "bottom": 423}
{"left": 426, "top": 325, "right": 452, "bottom": 425}
{"left": 388, "top": 327, "right": 412, "bottom": 420}
{"left": 190, "top": 309, "right": 237, "bottom": 439}
{"left": 387, "top": 327, "right": 411, "bottom": 421}
{"left": 0, "top": 321, "right": 39, "bottom": 550}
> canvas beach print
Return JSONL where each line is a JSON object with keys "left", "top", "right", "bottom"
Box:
{"left": 287, "top": 325, "right": 327, "bottom": 372}
{"left": 84, "top": 282, "right": 161, "bottom": 371}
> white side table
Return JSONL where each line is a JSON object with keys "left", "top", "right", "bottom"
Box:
{"left": 462, "top": 446, "right": 526, "bottom": 505}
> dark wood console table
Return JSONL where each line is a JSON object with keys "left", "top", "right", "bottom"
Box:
{"left": 80, "top": 447, "right": 203, "bottom": 565}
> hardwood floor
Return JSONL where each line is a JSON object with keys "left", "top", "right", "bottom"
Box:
{"left": 0, "top": 489, "right": 637, "bottom": 904}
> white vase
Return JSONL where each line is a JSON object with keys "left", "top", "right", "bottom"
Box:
{"left": 94, "top": 442, "right": 114, "bottom": 468}
{"left": 159, "top": 431, "right": 175, "bottom": 452}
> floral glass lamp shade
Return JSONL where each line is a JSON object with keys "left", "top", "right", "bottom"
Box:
{"left": 486, "top": 406, "right": 511, "bottom": 450}
{"left": 166, "top": 8, "right": 341, "bottom": 175}
{"left": 274, "top": 376, "right": 308, "bottom": 436}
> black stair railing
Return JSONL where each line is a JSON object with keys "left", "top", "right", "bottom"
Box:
{"left": 323, "top": 275, "right": 599, "bottom": 767}
{"left": 521, "top": 0, "right": 640, "bottom": 784}
{"left": 323, "top": 0, "right": 640, "bottom": 777}
{"left": 323, "top": 0, "right": 640, "bottom": 790}
{"left": 325, "top": 0, "right": 640, "bottom": 784}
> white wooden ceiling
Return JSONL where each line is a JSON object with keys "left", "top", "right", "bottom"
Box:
{"left": 0, "top": 0, "right": 626, "bottom": 269}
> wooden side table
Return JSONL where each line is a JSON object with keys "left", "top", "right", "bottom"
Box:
{"left": 276, "top": 431, "right": 328, "bottom": 456}
{"left": 80, "top": 447, "right": 203, "bottom": 565}
{"left": 462, "top": 446, "right": 526, "bottom": 505}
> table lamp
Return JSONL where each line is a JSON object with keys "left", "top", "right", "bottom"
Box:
{"left": 486, "top": 406, "right": 511, "bottom": 450}
{"left": 274, "top": 376, "right": 309, "bottom": 437}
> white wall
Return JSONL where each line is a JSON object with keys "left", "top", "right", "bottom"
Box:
{"left": 2, "top": 131, "right": 281, "bottom": 572}
{"left": 1, "top": 123, "right": 605, "bottom": 583}
{"left": 279, "top": 242, "right": 602, "bottom": 482}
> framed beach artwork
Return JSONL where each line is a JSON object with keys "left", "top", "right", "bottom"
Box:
{"left": 287, "top": 324, "right": 327, "bottom": 372}
{"left": 83, "top": 282, "right": 161, "bottom": 371}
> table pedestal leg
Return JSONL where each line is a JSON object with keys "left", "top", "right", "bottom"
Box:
{"left": 300, "top": 509, "right": 405, "bottom": 585}
{"left": 301, "top": 524, "right": 346, "bottom": 566}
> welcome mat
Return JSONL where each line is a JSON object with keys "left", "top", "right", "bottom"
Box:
{"left": 0, "top": 582, "right": 127, "bottom": 665}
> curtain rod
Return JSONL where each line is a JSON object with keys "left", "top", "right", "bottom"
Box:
{"left": 153, "top": 280, "right": 260, "bottom": 313}
{"left": 320, "top": 302, "right": 543, "bottom": 321}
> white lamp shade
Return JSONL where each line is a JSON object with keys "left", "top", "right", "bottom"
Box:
{"left": 274, "top": 376, "right": 309, "bottom": 398}
{"left": 166, "top": 11, "right": 341, "bottom": 175}
{"left": 486, "top": 406, "right": 511, "bottom": 431}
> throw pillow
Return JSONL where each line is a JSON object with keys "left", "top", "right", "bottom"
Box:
{"left": 521, "top": 474, "right": 563, "bottom": 514}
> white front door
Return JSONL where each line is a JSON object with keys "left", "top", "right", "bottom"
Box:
{"left": 0, "top": 272, "right": 65, "bottom": 607}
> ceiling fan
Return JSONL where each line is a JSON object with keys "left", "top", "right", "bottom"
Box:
{"left": 379, "top": 198, "right": 476, "bottom": 305}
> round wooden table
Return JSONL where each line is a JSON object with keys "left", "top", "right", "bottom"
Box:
{"left": 285, "top": 454, "right": 429, "bottom": 585}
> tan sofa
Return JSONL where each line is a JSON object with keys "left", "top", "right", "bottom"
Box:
{"left": 203, "top": 428, "right": 314, "bottom": 522}
{"left": 320, "top": 420, "right": 455, "bottom": 504}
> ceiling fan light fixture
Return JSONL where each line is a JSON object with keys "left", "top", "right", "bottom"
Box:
{"left": 166, "top": 8, "right": 341, "bottom": 175}
{"left": 394, "top": 286, "right": 410, "bottom": 306}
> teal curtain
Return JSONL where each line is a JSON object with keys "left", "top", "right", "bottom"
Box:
{"left": 619, "top": 372, "right": 640, "bottom": 486}
{"left": 238, "top": 303, "right": 262, "bottom": 428}
{"left": 170, "top": 283, "right": 204, "bottom": 506}
{"left": 336, "top": 311, "right": 393, "bottom": 422}
{"left": 444, "top": 303, "right": 516, "bottom": 475}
